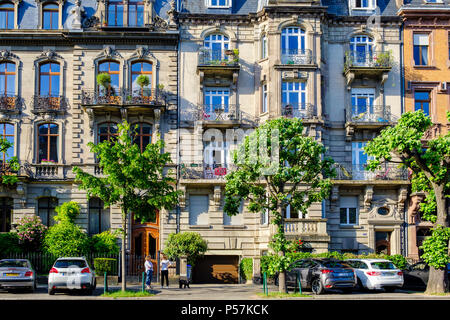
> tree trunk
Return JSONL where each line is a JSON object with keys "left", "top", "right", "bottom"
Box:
{"left": 278, "top": 251, "right": 287, "bottom": 294}
{"left": 121, "top": 209, "right": 127, "bottom": 291}
{"left": 426, "top": 267, "right": 447, "bottom": 294}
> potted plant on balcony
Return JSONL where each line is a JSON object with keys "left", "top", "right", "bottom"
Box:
{"left": 41, "top": 159, "right": 56, "bottom": 165}
{"left": 136, "top": 75, "right": 150, "bottom": 94}
{"left": 373, "top": 50, "right": 393, "bottom": 68}
{"left": 97, "top": 73, "right": 112, "bottom": 95}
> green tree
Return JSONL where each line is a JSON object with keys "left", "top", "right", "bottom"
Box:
{"left": 0, "top": 137, "right": 19, "bottom": 185}
{"left": 163, "top": 232, "right": 207, "bottom": 266}
{"left": 89, "top": 230, "right": 120, "bottom": 254}
{"left": 73, "top": 121, "right": 180, "bottom": 291}
{"left": 364, "top": 111, "right": 450, "bottom": 294}
{"left": 224, "top": 118, "right": 335, "bottom": 293}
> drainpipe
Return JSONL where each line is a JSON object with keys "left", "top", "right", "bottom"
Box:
{"left": 175, "top": 24, "right": 181, "bottom": 276}
{"left": 400, "top": 22, "right": 404, "bottom": 115}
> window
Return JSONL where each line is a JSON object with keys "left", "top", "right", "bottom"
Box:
{"left": 0, "top": 197, "right": 12, "bottom": 232}
{"left": 204, "top": 138, "right": 229, "bottom": 177}
{"left": 98, "top": 122, "right": 118, "bottom": 143}
{"left": 0, "top": 123, "right": 13, "bottom": 166}
{"left": 355, "top": 0, "right": 370, "bottom": 8}
{"left": 0, "top": 3, "right": 14, "bottom": 29}
{"left": 189, "top": 195, "right": 209, "bottom": 225}
{"left": 98, "top": 61, "right": 120, "bottom": 94}
{"left": 351, "top": 88, "right": 375, "bottom": 117}
{"left": 132, "top": 122, "right": 152, "bottom": 152}
{"left": 108, "top": 0, "right": 124, "bottom": 26}
{"left": 261, "top": 208, "right": 269, "bottom": 225}
{"left": 282, "top": 81, "right": 307, "bottom": 116}
{"left": 0, "top": 62, "right": 15, "bottom": 96}
{"left": 39, "top": 62, "right": 60, "bottom": 97}
{"left": 38, "top": 197, "right": 58, "bottom": 227}
{"left": 261, "top": 35, "right": 267, "bottom": 59}
{"left": 340, "top": 196, "right": 358, "bottom": 226}
{"left": 207, "top": 0, "right": 230, "bottom": 8}
{"left": 413, "top": 34, "right": 429, "bottom": 66}
{"left": 38, "top": 123, "right": 58, "bottom": 163}
{"left": 223, "top": 200, "right": 243, "bottom": 226}
{"left": 203, "top": 34, "right": 229, "bottom": 62}
{"left": 350, "top": 35, "right": 373, "bottom": 65}
{"left": 88, "top": 198, "right": 110, "bottom": 235}
{"left": 281, "top": 27, "right": 305, "bottom": 55}
{"left": 352, "top": 141, "right": 374, "bottom": 179}
{"left": 43, "top": 3, "right": 59, "bottom": 30}
{"left": 414, "top": 91, "right": 430, "bottom": 117}
{"left": 131, "top": 61, "right": 152, "bottom": 95}
{"left": 128, "top": 1, "right": 144, "bottom": 27}
{"left": 262, "top": 83, "right": 268, "bottom": 113}
{"left": 204, "top": 88, "right": 230, "bottom": 120}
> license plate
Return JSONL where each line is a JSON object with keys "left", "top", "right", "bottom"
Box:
{"left": 61, "top": 273, "right": 66, "bottom": 276}
{"left": 382, "top": 272, "right": 396, "bottom": 276}
{"left": 6, "top": 273, "right": 19, "bottom": 277}
{"left": 337, "top": 273, "right": 350, "bottom": 277}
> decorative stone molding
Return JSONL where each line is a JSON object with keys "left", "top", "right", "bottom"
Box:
{"left": 397, "top": 186, "right": 408, "bottom": 214}
{"left": 214, "top": 186, "right": 221, "bottom": 209}
{"left": 179, "top": 185, "right": 186, "bottom": 210}
{"left": 364, "top": 185, "right": 373, "bottom": 210}
{"left": 407, "top": 192, "right": 426, "bottom": 224}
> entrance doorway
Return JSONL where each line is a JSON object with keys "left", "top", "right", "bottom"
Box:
{"left": 375, "top": 231, "right": 391, "bottom": 255}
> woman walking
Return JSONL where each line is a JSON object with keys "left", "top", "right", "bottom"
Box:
{"left": 144, "top": 256, "right": 153, "bottom": 290}
{"left": 160, "top": 254, "right": 171, "bottom": 288}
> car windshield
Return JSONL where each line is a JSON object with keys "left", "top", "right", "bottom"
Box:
{"left": 54, "top": 260, "right": 87, "bottom": 268}
{"left": 370, "top": 262, "right": 396, "bottom": 270}
{"left": 0, "top": 260, "right": 29, "bottom": 268}
{"left": 321, "top": 261, "right": 350, "bottom": 268}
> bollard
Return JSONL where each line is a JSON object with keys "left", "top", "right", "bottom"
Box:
{"left": 104, "top": 271, "right": 108, "bottom": 294}
{"left": 297, "top": 270, "right": 302, "bottom": 295}
{"left": 142, "top": 271, "right": 145, "bottom": 292}
{"left": 264, "top": 272, "right": 268, "bottom": 295}
{"left": 262, "top": 272, "right": 266, "bottom": 294}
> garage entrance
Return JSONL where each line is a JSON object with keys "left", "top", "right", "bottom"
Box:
{"left": 192, "top": 255, "right": 239, "bottom": 284}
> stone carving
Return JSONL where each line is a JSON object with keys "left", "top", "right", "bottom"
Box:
{"left": 214, "top": 186, "right": 221, "bottom": 209}
{"left": 364, "top": 185, "right": 373, "bottom": 210}
{"left": 407, "top": 192, "right": 425, "bottom": 224}
{"left": 149, "top": 16, "right": 169, "bottom": 31}
{"left": 82, "top": 15, "right": 100, "bottom": 29}
{"left": 167, "top": 0, "right": 177, "bottom": 27}
{"left": 70, "top": 0, "right": 84, "bottom": 30}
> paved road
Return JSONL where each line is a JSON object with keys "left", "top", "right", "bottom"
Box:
{"left": 0, "top": 283, "right": 449, "bottom": 300}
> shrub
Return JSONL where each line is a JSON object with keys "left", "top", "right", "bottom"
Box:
{"left": 89, "top": 230, "right": 120, "bottom": 254}
{"left": 15, "top": 215, "right": 47, "bottom": 252}
{"left": 0, "top": 232, "right": 22, "bottom": 255}
{"left": 94, "top": 258, "right": 117, "bottom": 275}
{"left": 240, "top": 258, "right": 253, "bottom": 282}
{"left": 96, "top": 73, "right": 111, "bottom": 89}
{"left": 54, "top": 201, "right": 80, "bottom": 224}
{"left": 136, "top": 75, "right": 150, "bottom": 89}
{"left": 163, "top": 232, "right": 207, "bottom": 266}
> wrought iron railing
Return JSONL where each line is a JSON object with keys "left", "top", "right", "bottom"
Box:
{"left": 281, "top": 102, "right": 317, "bottom": 119}
{"left": 198, "top": 49, "right": 239, "bottom": 67}
{"left": 32, "top": 95, "right": 67, "bottom": 112}
{"left": 180, "top": 162, "right": 237, "bottom": 180}
{"left": 281, "top": 49, "right": 314, "bottom": 65}
{"left": 344, "top": 50, "right": 393, "bottom": 69}
{"left": 81, "top": 88, "right": 166, "bottom": 106}
{"left": 333, "top": 163, "right": 408, "bottom": 181}
{"left": 346, "top": 104, "right": 397, "bottom": 123}
{"left": 197, "top": 104, "right": 240, "bottom": 122}
{"left": 0, "top": 94, "right": 21, "bottom": 112}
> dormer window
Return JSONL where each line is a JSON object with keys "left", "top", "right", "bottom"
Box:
{"left": 349, "top": 0, "right": 376, "bottom": 15}
{"left": 43, "top": 3, "right": 59, "bottom": 29}
{"left": 355, "top": 0, "right": 371, "bottom": 8}
{"left": 0, "top": 3, "right": 14, "bottom": 29}
{"left": 207, "top": 0, "right": 231, "bottom": 8}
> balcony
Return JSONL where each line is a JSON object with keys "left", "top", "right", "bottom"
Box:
{"left": 281, "top": 102, "right": 317, "bottom": 119}
{"left": 0, "top": 94, "right": 21, "bottom": 114}
{"left": 422, "top": 123, "right": 443, "bottom": 141}
{"left": 284, "top": 218, "right": 330, "bottom": 242}
{"left": 81, "top": 88, "right": 166, "bottom": 107}
{"left": 344, "top": 51, "right": 393, "bottom": 87}
{"left": 280, "top": 49, "right": 315, "bottom": 66}
{"left": 333, "top": 163, "right": 408, "bottom": 182}
{"left": 180, "top": 162, "right": 237, "bottom": 181}
{"left": 197, "top": 49, "right": 240, "bottom": 85}
{"left": 31, "top": 95, "right": 67, "bottom": 115}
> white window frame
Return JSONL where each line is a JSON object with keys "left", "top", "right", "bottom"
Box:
{"left": 262, "top": 83, "right": 268, "bottom": 113}
{"left": 261, "top": 34, "right": 267, "bottom": 59}
{"left": 340, "top": 196, "right": 359, "bottom": 226}
{"left": 282, "top": 80, "right": 307, "bottom": 110}
{"left": 204, "top": 139, "right": 229, "bottom": 168}
{"left": 204, "top": 88, "right": 230, "bottom": 119}
{"left": 350, "top": 0, "right": 376, "bottom": 10}
{"left": 206, "top": 0, "right": 232, "bottom": 8}
{"left": 352, "top": 141, "right": 375, "bottom": 180}
{"left": 281, "top": 27, "right": 306, "bottom": 54}
{"left": 351, "top": 87, "right": 375, "bottom": 117}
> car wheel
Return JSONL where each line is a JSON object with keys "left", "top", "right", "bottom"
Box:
{"left": 311, "top": 278, "right": 324, "bottom": 295}
{"left": 356, "top": 278, "right": 366, "bottom": 292}
{"left": 384, "top": 287, "right": 396, "bottom": 293}
{"left": 48, "top": 288, "right": 55, "bottom": 295}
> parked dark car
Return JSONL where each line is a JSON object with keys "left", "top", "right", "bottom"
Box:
{"left": 402, "top": 262, "right": 450, "bottom": 291}
{"left": 285, "top": 258, "right": 356, "bottom": 295}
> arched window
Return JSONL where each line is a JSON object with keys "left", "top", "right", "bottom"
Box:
{"left": 0, "top": 123, "right": 13, "bottom": 167}
{"left": 39, "top": 62, "right": 60, "bottom": 97}
{"left": 0, "top": 197, "right": 12, "bottom": 232}
{"left": 281, "top": 27, "right": 305, "bottom": 55}
{"left": 38, "top": 197, "right": 58, "bottom": 227}
{"left": 43, "top": 3, "right": 59, "bottom": 30}
{"left": 98, "top": 61, "right": 120, "bottom": 95}
{"left": 88, "top": 197, "right": 110, "bottom": 235}
{"left": 38, "top": 123, "right": 58, "bottom": 163}
{"left": 128, "top": 1, "right": 144, "bottom": 27}
{"left": 203, "top": 34, "right": 229, "bottom": 62}
{"left": 0, "top": 2, "right": 14, "bottom": 29}
{"left": 98, "top": 122, "right": 118, "bottom": 143}
{"left": 132, "top": 122, "right": 152, "bottom": 152}
{"left": 350, "top": 35, "right": 374, "bottom": 65}
{"left": 131, "top": 61, "right": 152, "bottom": 95}
{"left": 108, "top": 0, "right": 124, "bottom": 27}
{"left": 0, "top": 62, "right": 15, "bottom": 97}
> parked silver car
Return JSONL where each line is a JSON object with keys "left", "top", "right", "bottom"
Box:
{"left": 0, "top": 259, "right": 36, "bottom": 292}
{"left": 48, "top": 257, "right": 96, "bottom": 295}
{"left": 286, "top": 258, "right": 357, "bottom": 295}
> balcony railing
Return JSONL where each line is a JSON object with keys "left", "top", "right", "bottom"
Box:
{"left": 282, "top": 102, "right": 317, "bottom": 119}
{"left": 281, "top": 49, "right": 314, "bottom": 65}
{"left": 32, "top": 95, "right": 67, "bottom": 113}
{"left": 346, "top": 104, "right": 397, "bottom": 124}
{"left": 422, "top": 123, "right": 442, "bottom": 140}
{"left": 81, "top": 88, "right": 166, "bottom": 106}
{"left": 0, "top": 94, "right": 21, "bottom": 113}
{"left": 180, "top": 162, "right": 236, "bottom": 180}
{"left": 344, "top": 51, "right": 393, "bottom": 69}
{"left": 196, "top": 104, "right": 240, "bottom": 122}
{"left": 284, "top": 218, "right": 328, "bottom": 237}
{"left": 198, "top": 49, "right": 239, "bottom": 67}
{"left": 333, "top": 163, "right": 408, "bottom": 181}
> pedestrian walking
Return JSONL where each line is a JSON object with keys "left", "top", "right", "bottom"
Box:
{"left": 160, "top": 254, "right": 171, "bottom": 288}
{"left": 144, "top": 255, "right": 153, "bottom": 290}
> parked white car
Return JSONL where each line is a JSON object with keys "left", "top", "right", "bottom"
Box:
{"left": 48, "top": 257, "right": 96, "bottom": 295}
{"left": 346, "top": 259, "right": 404, "bottom": 292}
